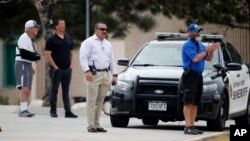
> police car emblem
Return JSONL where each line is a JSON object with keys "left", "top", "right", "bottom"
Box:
{"left": 154, "top": 90, "right": 164, "bottom": 94}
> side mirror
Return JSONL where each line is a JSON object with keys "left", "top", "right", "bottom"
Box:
{"left": 213, "top": 63, "right": 223, "bottom": 70}
{"left": 226, "top": 63, "right": 242, "bottom": 71}
{"left": 117, "top": 58, "right": 129, "bottom": 66}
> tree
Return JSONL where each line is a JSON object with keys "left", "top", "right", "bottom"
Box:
{"left": 33, "top": 0, "right": 57, "bottom": 106}
{"left": 1, "top": 0, "right": 249, "bottom": 40}
{"left": 0, "top": 0, "right": 39, "bottom": 41}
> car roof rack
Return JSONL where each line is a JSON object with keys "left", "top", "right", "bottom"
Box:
{"left": 155, "top": 32, "right": 224, "bottom": 42}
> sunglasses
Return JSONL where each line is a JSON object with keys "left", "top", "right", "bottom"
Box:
{"left": 97, "top": 28, "right": 107, "bottom": 31}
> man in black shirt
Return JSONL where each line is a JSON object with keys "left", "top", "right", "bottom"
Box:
{"left": 45, "top": 18, "right": 77, "bottom": 118}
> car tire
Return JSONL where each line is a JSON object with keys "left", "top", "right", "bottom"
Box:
{"left": 110, "top": 115, "right": 129, "bottom": 127}
{"left": 235, "top": 94, "right": 250, "bottom": 127}
{"left": 142, "top": 118, "right": 159, "bottom": 126}
{"left": 207, "top": 93, "right": 228, "bottom": 131}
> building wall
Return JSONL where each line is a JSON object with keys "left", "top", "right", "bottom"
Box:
{"left": 202, "top": 24, "right": 250, "bottom": 64}
{"left": 125, "top": 15, "right": 187, "bottom": 60}
{"left": 0, "top": 39, "right": 19, "bottom": 104}
{"left": 0, "top": 38, "right": 126, "bottom": 107}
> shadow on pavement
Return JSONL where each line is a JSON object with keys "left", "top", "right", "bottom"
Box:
{"left": 127, "top": 124, "right": 230, "bottom": 132}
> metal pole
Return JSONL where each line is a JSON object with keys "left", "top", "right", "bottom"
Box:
{"left": 86, "top": 0, "right": 90, "bottom": 38}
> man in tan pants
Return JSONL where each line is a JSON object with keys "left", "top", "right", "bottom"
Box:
{"left": 79, "top": 22, "right": 117, "bottom": 133}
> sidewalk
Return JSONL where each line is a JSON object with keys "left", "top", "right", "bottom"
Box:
{"left": 0, "top": 104, "right": 90, "bottom": 141}
{"left": 0, "top": 104, "right": 230, "bottom": 141}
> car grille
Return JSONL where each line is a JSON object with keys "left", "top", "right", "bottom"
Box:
{"left": 133, "top": 78, "right": 180, "bottom": 117}
{"left": 136, "top": 83, "right": 178, "bottom": 95}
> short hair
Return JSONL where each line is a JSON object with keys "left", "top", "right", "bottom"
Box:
{"left": 95, "top": 22, "right": 106, "bottom": 29}
{"left": 53, "top": 18, "right": 65, "bottom": 27}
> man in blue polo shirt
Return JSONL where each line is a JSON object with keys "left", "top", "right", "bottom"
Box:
{"left": 182, "top": 23, "right": 220, "bottom": 135}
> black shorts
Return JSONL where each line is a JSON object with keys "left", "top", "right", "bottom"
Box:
{"left": 182, "top": 69, "right": 203, "bottom": 105}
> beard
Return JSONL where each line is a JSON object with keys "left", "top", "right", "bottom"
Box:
{"left": 194, "top": 36, "right": 202, "bottom": 42}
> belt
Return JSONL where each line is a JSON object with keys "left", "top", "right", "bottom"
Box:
{"left": 184, "top": 68, "right": 202, "bottom": 75}
{"left": 96, "top": 68, "right": 109, "bottom": 72}
{"left": 192, "top": 71, "right": 202, "bottom": 75}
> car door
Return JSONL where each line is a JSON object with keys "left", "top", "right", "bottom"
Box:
{"left": 225, "top": 43, "right": 250, "bottom": 114}
{"left": 221, "top": 44, "right": 237, "bottom": 115}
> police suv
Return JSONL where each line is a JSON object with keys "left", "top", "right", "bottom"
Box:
{"left": 110, "top": 32, "right": 250, "bottom": 131}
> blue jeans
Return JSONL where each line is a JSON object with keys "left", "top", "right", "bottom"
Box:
{"left": 49, "top": 68, "right": 72, "bottom": 113}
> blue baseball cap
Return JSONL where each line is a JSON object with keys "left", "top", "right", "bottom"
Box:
{"left": 187, "top": 23, "right": 203, "bottom": 32}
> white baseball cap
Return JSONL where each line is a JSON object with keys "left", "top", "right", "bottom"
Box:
{"left": 25, "top": 20, "right": 41, "bottom": 29}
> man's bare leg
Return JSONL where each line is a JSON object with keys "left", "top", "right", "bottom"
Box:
{"left": 19, "top": 87, "right": 34, "bottom": 117}
{"left": 20, "top": 87, "right": 30, "bottom": 112}
{"left": 183, "top": 104, "right": 192, "bottom": 127}
{"left": 191, "top": 105, "right": 198, "bottom": 126}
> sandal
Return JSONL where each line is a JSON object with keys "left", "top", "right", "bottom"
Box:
{"left": 96, "top": 127, "right": 107, "bottom": 132}
{"left": 87, "top": 126, "right": 98, "bottom": 133}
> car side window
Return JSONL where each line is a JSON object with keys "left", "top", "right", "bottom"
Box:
{"left": 221, "top": 44, "right": 232, "bottom": 65}
{"left": 226, "top": 43, "right": 242, "bottom": 64}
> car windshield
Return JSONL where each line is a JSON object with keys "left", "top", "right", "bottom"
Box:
{"left": 132, "top": 43, "right": 218, "bottom": 69}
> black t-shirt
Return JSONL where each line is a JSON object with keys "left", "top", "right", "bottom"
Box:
{"left": 45, "top": 34, "right": 73, "bottom": 69}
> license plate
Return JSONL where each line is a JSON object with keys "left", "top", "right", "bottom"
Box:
{"left": 148, "top": 101, "right": 167, "bottom": 111}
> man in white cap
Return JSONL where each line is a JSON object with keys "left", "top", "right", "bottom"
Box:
{"left": 14, "top": 20, "right": 40, "bottom": 117}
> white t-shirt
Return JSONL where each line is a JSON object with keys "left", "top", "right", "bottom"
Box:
{"left": 15, "top": 32, "right": 35, "bottom": 63}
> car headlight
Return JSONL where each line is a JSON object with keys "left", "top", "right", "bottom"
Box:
{"left": 203, "top": 83, "right": 218, "bottom": 92}
{"left": 116, "top": 80, "right": 133, "bottom": 91}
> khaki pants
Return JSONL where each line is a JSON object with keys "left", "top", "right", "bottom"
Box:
{"left": 86, "top": 71, "right": 110, "bottom": 128}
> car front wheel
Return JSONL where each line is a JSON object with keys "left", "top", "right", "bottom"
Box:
{"left": 110, "top": 115, "right": 129, "bottom": 127}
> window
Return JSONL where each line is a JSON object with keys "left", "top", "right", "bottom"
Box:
{"left": 226, "top": 43, "right": 242, "bottom": 64}
{"left": 221, "top": 44, "right": 232, "bottom": 65}
{"left": 132, "top": 43, "right": 183, "bottom": 66}
{"left": 131, "top": 42, "right": 218, "bottom": 69}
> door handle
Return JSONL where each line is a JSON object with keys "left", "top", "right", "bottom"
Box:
{"left": 237, "top": 74, "right": 240, "bottom": 77}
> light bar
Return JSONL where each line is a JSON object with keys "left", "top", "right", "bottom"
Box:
{"left": 201, "top": 34, "right": 224, "bottom": 40}
{"left": 156, "top": 32, "right": 224, "bottom": 40}
{"left": 156, "top": 32, "right": 188, "bottom": 38}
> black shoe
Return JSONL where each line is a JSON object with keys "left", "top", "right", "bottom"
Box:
{"left": 96, "top": 127, "right": 107, "bottom": 132}
{"left": 65, "top": 111, "right": 78, "bottom": 118}
{"left": 87, "top": 126, "right": 98, "bottom": 133}
{"left": 50, "top": 112, "right": 58, "bottom": 118}
{"left": 191, "top": 126, "right": 204, "bottom": 134}
{"left": 184, "top": 126, "right": 198, "bottom": 135}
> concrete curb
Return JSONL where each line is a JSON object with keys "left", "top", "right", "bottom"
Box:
{"left": 185, "top": 131, "right": 229, "bottom": 141}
